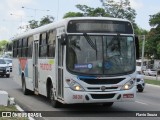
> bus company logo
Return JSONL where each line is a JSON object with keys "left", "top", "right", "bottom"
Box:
{"left": 40, "top": 63, "right": 52, "bottom": 71}
{"left": 101, "top": 86, "right": 106, "bottom": 91}
{"left": 2, "top": 112, "right": 11, "bottom": 117}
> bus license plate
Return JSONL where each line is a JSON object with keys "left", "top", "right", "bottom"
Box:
{"left": 123, "top": 94, "right": 134, "bottom": 98}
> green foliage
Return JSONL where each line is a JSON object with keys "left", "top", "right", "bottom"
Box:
{"left": 63, "top": 12, "right": 83, "bottom": 18}
{"left": 149, "top": 12, "right": 160, "bottom": 27}
{"left": 39, "top": 15, "right": 54, "bottom": 26}
{"left": 76, "top": 4, "right": 109, "bottom": 17}
{"left": 28, "top": 15, "right": 54, "bottom": 29}
{"left": 63, "top": 5, "right": 109, "bottom": 18}
{"left": 102, "top": 0, "right": 136, "bottom": 23}
{"left": 0, "top": 40, "right": 9, "bottom": 53}
{"left": 63, "top": 0, "right": 140, "bottom": 35}
{"left": 0, "top": 40, "right": 8, "bottom": 47}
{"left": 145, "top": 12, "right": 160, "bottom": 59}
{"left": 28, "top": 20, "right": 39, "bottom": 29}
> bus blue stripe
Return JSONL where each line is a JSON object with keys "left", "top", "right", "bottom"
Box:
{"left": 77, "top": 76, "right": 96, "bottom": 80}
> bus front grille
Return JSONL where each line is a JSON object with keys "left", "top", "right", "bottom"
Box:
{"left": 90, "top": 93, "right": 115, "bottom": 99}
{"left": 87, "top": 87, "right": 118, "bottom": 91}
{"left": 81, "top": 78, "right": 124, "bottom": 84}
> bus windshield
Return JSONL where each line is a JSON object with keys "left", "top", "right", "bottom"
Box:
{"left": 67, "top": 35, "right": 135, "bottom": 76}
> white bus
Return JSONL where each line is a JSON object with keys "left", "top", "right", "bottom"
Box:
{"left": 12, "top": 17, "right": 139, "bottom": 108}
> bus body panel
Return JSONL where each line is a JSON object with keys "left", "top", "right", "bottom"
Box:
{"left": 38, "top": 58, "right": 56, "bottom": 96}
{"left": 12, "top": 17, "right": 137, "bottom": 105}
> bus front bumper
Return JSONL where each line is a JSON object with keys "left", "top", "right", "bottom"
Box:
{"left": 63, "top": 87, "right": 136, "bottom": 104}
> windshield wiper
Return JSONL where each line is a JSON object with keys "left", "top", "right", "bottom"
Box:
{"left": 83, "top": 33, "right": 98, "bottom": 59}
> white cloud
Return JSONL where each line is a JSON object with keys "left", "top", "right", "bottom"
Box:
{"left": 0, "top": 27, "right": 8, "bottom": 33}
{"left": 0, "top": 27, "right": 9, "bottom": 40}
{"left": 5, "top": 0, "right": 33, "bottom": 20}
{"left": 0, "top": 0, "right": 34, "bottom": 40}
{"left": 130, "top": 0, "right": 144, "bottom": 9}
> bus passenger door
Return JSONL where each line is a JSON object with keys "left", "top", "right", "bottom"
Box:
{"left": 57, "top": 36, "right": 64, "bottom": 99}
{"left": 33, "top": 34, "right": 39, "bottom": 94}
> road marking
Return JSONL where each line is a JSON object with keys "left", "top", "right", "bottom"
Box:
{"left": 15, "top": 104, "right": 35, "bottom": 120}
{"left": 135, "top": 101, "right": 148, "bottom": 105}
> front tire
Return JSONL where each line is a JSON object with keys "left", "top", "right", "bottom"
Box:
{"left": 6, "top": 74, "right": 10, "bottom": 78}
{"left": 49, "top": 85, "right": 61, "bottom": 108}
{"left": 138, "top": 89, "right": 144, "bottom": 92}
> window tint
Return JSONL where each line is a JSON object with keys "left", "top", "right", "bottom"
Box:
{"left": 18, "top": 39, "right": 22, "bottom": 47}
{"left": 18, "top": 48, "right": 22, "bottom": 57}
{"left": 23, "top": 38, "right": 28, "bottom": 47}
{"left": 28, "top": 36, "right": 33, "bottom": 58}
{"left": 48, "top": 30, "right": 56, "bottom": 58}
{"left": 39, "top": 46, "right": 47, "bottom": 57}
{"left": 40, "top": 33, "right": 47, "bottom": 45}
{"left": 39, "top": 32, "right": 47, "bottom": 58}
{"left": 13, "top": 40, "right": 18, "bottom": 58}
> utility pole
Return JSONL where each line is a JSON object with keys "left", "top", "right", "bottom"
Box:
{"left": 141, "top": 35, "right": 145, "bottom": 73}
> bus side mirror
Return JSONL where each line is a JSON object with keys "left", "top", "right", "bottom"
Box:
{"left": 60, "top": 34, "right": 67, "bottom": 45}
{"left": 135, "top": 36, "right": 140, "bottom": 59}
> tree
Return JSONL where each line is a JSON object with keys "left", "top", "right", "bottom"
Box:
{"left": 101, "top": 0, "right": 136, "bottom": 23}
{"left": 0, "top": 40, "right": 9, "bottom": 53}
{"left": 39, "top": 15, "right": 54, "bottom": 26}
{"left": 149, "top": 12, "right": 160, "bottom": 28}
{"left": 63, "top": 5, "right": 109, "bottom": 18}
{"left": 63, "top": 12, "right": 83, "bottom": 18}
{"left": 63, "top": 0, "right": 140, "bottom": 34}
{"left": 28, "top": 20, "right": 39, "bottom": 29}
{"left": 27, "top": 15, "right": 54, "bottom": 29}
{"left": 145, "top": 12, "right": 160, "bottom": 59}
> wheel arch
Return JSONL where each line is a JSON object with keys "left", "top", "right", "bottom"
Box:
{"left": 46, "top": 77, "right": 53, "bottom": 98}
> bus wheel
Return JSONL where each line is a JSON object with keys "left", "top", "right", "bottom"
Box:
{"left": 49, "top": 86, "right": 61, "bottom": 108}
{"left": 138, "top": 88, "right": 144, "bottom": 92}
{"left": 22, "top": 76, "right": 30, "bottom": 95}
{"left": 102, "top": 102, "right": 114, "bottom": 107}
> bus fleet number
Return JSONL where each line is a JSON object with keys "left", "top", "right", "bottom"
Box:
{"left": 73, "top": 95, "right": 82, "bottom": 99}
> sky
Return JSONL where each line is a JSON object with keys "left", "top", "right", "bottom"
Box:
{"left": 0, "top": 0, "right": 160, "bottom": 40}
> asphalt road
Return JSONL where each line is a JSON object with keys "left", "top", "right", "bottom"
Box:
{"left": 0, "top": 75, "right": 160, "bottom": 120}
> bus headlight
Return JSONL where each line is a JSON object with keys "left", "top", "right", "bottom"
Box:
{"left": 66, "top": 79, "right": 84, "bottom": 91}
{"left": 121, "top": 79, "right": 135, "bottom": 90}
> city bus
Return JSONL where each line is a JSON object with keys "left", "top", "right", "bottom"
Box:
{"left": 12, "top": 17, "right": 139, "bottom": 108}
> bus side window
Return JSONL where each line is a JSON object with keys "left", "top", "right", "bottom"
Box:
{"left": 48, "top": 30, "right": 56, "bottom": 58}
{"left": 22, "top": 38, "right": 28, "bottom": 57}
{"left": 17, "top": 39, "right": 22, "bottom": 57}
{"left": 39, "top": 32, "right": 47, "bottom": 58}
{"left": 28, "top": 36, "right": 33, "bottom": 58}
{"left": 13, "top": 40, "right": 18, "bottom": 58}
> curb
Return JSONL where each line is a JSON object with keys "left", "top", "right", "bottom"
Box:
{"left": 146, "top": 83, "right": 160, "bottom": 88}
{"left": 15, "top": 104, "right": 34, "bottom": 120}
{"left": 14, "top": 98, "right": 45, "bottom": 120}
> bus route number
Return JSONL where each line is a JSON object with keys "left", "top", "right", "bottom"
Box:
{"left": 73, "top": 95, "right": 82, "bottom": 99}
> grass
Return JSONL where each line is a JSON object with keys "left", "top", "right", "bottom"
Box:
{"left": 0, "top": 105, "right": 28, "bottom": 120}
{"left": 145, "top": 79, "right": 160, "bottom": 86}
{"left": 0, "top": 105, "right": 17, "bottom": 111}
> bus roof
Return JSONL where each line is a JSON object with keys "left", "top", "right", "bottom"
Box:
{"left": 11, "top": 17, "right": 131, "bottom": 41}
